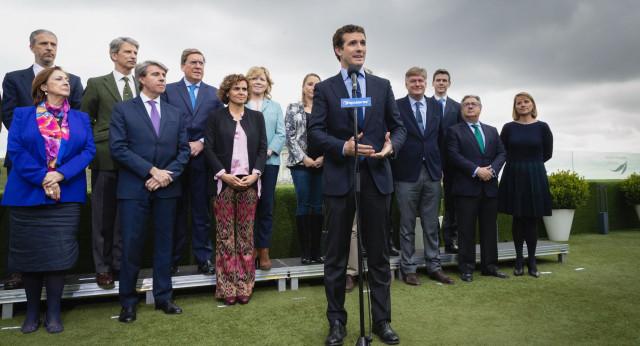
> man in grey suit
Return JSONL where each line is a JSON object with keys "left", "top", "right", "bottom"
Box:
{"left": 81, "top": 37, "right": 139, "bottom": 287}
{"left": 431, "top": 69, "right": 462, "bottom": 254}
{"left": 1, "top": 29, "right": 84, "bottom": 290}
{"left": 392, "top": 67, "right": 455, "bottom": 286}
{"left": 162, "top": 49, "right": 224, "bottom": 275}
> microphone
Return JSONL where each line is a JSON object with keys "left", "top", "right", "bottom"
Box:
{"left": 347, "top": 65, "right": 360, "bottom": 91}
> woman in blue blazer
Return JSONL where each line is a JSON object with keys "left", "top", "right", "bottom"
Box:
{"left": 2, "top": 67, "right": 95, "bottom": 334}
{"left": 245, "top": 66, "right": 285, "bottom": 270}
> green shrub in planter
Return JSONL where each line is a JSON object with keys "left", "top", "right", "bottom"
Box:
{"left": 548, "top": 170, "right": 589, "bottom": 209}
{"left": 620, "top": 172, "right": 640, "bottom": 205}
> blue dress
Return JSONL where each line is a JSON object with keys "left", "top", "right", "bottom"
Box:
{"left": 498, "top": 121, "right": 553, "bottom": 217}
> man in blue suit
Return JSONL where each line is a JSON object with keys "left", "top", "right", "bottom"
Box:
{"left": 110, "top": 61, "right": 190, "bottom": 323}
{"left": 308, "top": 24, "right": 405, "bottom": 345}
{"left": 162, "top": 49, "right": 224, "bottom": 275}
{"left": 445, "top": 95, "right": 508, "bottom": 282}
{"left": 1, "top": 29, "right": 83, "bottom": 290}
{"left": 431, "top": 69, "right": 463, "bottom": 254}
{"left": 391, "top": 67, "right": 455, "bottom": 287}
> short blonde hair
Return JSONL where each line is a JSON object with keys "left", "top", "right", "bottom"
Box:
{"left": 246, "top": 66, "right": 274, "bottom": 99}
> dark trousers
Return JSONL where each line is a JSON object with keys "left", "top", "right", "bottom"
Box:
{"left": 172, "top": 155, "right": 213, "bottom": 264}
{"left": 118, "top": 196, "right": 176, "bottom": 308}
{"left": 455, "top": 195, "right": 499, "bottom": 274}
{"left": 91, "top": 170, "right": 121, "bottom": 273}
{"left": 324, "top": 165, "right": 392, "bottom": 325}
{"left": 254, "top": 164, "right": 279, "bottom": 248}
{"left": 441, "top": 173, "right": 458, "bottom": 246}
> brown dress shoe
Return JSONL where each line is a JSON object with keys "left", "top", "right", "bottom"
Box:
{"left": 4, "top": 273, "right": 23, "bottom": 290}
{"left": 429, "top": 269, "right": 455, "bottom": 284}
{"left": 345, "top": 274, "right": 355, "bottom": 292}
{"left": 257, "top": 248, "right": 272, "bottom": 270}
{"left": 403, "top": 273, "right": 422, "bottom": 286}
{"left": 96, "top": 272, "right": 114, "bottom": 286}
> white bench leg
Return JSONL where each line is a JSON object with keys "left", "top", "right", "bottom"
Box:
{"left": 2, "top": 303, "right": 14, "bottom": 319}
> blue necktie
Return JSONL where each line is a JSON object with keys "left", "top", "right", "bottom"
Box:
{"left": 188, "top": 84, "right": 197, "bottom": 110}
{"left": 415, "top": 102, "right": 424, "bottom": 133}
{"left": 147, "top": 100, "right": 161, "bottom": 135}
{"left": 439, "top": 98, "right": 445, "bottom": 117}
{"left": 356, "top": 79, "right": 364, "bottom": 129}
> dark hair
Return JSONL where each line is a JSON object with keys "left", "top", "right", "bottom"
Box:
{"left": 461, "top": 95, "right": 482, "bottom": 107}
{"left": 31, "top": 66, "right": 68, "bottom": 104}
{"left": 332, "top": 24, "right": 366, "bottom": 61}
{"left": 432, "top": 68, "right": 451, "bottom": 82}
{"left": 218, "top": 74, "right": 251, "bottom": 104}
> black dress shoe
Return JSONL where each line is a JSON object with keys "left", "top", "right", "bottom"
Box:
{"left": 198, "top": 260, "right": 215, "bottom": 275}
{"left": 444, "top": 243, "right": 459, "bottom": 254}
{"left": 4, "top": 273, "right": 23, "bottom": 290}
{"left": 301, "top": 257, "right": 314, "bottom": 265}
{"left": 119, "top": 306, "right": 136, "bottom": 323}
{"left": 514, "top": 267, "right": 524, "bottom": 276}
{"left": 373, "top": 320, "right": 400, "bottom": 344}
{"left": 155, "top": 299, "right": 182, "bottom": 314}
{"left": 482, "top": 271, "right": 510, "bottom": 279}
{"left": 529, "top": 270, "right": 540, "bottom": 278}
{"left": 461, "top": 273, "right": 473, "bottom": 282}
{"left": 325, "top": 320, "right": 346, "bottom": 345}
{"left": 314, "top": 256, "right": 326, "bottom": 264}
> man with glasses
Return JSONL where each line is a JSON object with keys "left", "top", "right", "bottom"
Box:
{"left": 445, "top": 95, "right": 508, "bottom": 282}
{"left": 82, "top": 37, "right": 139, "bottom": 287}
{"left": 162, "top": 49, "right": 224, "bottom": 275}
{"left": 430, "top": 69, "right": 462, "bottom": 254}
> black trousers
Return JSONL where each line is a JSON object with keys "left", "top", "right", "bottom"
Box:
{"left": 455, "top": 195, "right": 499, "bottom": 274}
{"left": 324, "top": 165, "right": 392, "bottom": 325}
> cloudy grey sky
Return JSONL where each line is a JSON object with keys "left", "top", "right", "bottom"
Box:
{"left": 2, "top": 0, "right": 639, "bottom": 157}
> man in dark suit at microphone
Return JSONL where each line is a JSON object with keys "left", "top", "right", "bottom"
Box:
{"left": 308, "top": 24, "right": 406, "bottom": 345}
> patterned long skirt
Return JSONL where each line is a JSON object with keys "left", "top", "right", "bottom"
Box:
{"left": 214, "top": 186, "right": 258, "bottom": 299}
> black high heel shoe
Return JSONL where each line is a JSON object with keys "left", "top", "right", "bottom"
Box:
{"left": 514, "top": 257, "right": 524, "bottom": 276}
{"left": 301, "top": 257, "right": 314, "bottom": 265}
{"left": 527, "top": 258, "right": 540, "bottom": 278}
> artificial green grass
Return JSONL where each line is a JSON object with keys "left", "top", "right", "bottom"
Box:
{"left": 1, "top": 230, "right": 639, "bottom": 345}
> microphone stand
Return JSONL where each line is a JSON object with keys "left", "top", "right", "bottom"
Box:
{"left": 351, "top": 77, "right": 371, "bottom": 346}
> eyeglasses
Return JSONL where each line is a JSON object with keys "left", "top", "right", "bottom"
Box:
{"left": 462, "top": 102, "right": 480, "bottom": 108}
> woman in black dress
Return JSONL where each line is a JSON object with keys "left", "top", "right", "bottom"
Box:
{"left": 498, "top": 92, "right": 553, "bottom": 278}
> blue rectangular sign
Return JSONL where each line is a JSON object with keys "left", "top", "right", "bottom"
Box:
{"left": 340, "top": 97, "right": 372, "bottom": 108}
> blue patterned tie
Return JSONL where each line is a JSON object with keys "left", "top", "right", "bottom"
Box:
{"left": 415, "top": 102, "right": 424, "bottom": 132}
{"left": 439, "top": 98, "right": 445, "bottom": 117}
{"left": 188, "top": 84, "right": 197, "bottom": 110}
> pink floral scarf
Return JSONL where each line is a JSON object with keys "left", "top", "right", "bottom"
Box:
{"left": 36, "top": 99, "right": 70, "bottom": 171}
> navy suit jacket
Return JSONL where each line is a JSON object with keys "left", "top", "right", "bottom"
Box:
{"left": 308, "top": 72, "right": 406, "bottom": 196}
{"left": 110, "top": 96, "right": 190, "bottom": 199}
{"left": 391, "top": 95, "right": 444, "bottom": 182}
{"left": 161, "top": 79, "right": 224, "bottom": 142}
{"left": 2, "top": 107, "right": 95, "bottom": 206}
{"left": 445, "top": 121, "right": 506, "bottom": 198}
{"left": 2, "top": 66, "right": 83, "bottom": 167}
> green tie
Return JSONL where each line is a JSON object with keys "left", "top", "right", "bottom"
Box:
{"left": 122, "top": 76, "right": 133, "bottom": 100}
{"left": 471, "top": 124, "right": 484, "bottom": 154}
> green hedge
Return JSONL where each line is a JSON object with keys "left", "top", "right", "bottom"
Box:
{"left": 1, "top": 181, "right": 638, "bottom": 278}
